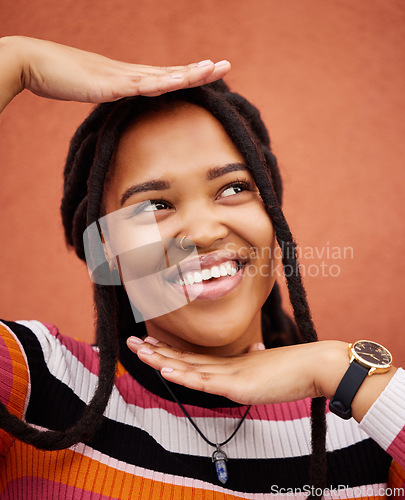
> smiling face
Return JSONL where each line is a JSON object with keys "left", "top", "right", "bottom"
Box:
{"left": 103, "top": 102, "right": 277, "bottom": 355}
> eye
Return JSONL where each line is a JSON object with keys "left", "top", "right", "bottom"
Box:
{"left": 128, "top": 199, "right": 173, "bottom": 217}
{"left": 220, "top": 180, "right": 252, "bottom": 198}
{"left": 143, "top": 200, "right": 172, "bottom": 212}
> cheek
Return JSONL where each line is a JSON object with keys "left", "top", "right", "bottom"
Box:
{"left": 233, "top": 205, "right": 275, "bottom": 257}
{"left": 238, "top": 207, "right": 277, "bottom": 296}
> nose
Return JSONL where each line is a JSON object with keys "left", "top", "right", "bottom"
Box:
{"left": 179, "top": 202, "right": 229, "bottom": 250}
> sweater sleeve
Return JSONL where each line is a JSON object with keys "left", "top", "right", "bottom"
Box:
{"left": 0, "top": 321, "right": 31, "bottom": 459}
{"left": 359, "top": 367, "right": 405, "bottom": 491}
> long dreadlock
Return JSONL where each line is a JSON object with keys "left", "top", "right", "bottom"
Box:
{"left": 0, "top": 81, "right": 327, "bottom": 495}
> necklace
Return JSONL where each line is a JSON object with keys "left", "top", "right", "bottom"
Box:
{"left": 156, "top": 371, "right": 251, "bottom": 484}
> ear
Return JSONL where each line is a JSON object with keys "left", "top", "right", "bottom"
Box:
{"left": 101, "top": 236, "right": 117, "bottom": 271}
{"left": 83, "top": 221, "right": 121, "bottom": 285}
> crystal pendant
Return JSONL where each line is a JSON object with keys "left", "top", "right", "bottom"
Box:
{"left": 212, "top": 445, "right": 228, "bottom": 484}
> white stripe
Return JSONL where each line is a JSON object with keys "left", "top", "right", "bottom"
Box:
{"left": 359, "top": 367, "right": 405, "bottom": 450}
{"left": 17, "top": 320, "right": 370, "bottom": 460}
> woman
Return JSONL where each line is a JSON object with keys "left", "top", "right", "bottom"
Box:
{"left": 0, "top": 36, "right": 404, "bottom": 499}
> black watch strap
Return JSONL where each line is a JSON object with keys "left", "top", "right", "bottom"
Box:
{"left": 329, "top": 360, "right": 369, "bottom": 420}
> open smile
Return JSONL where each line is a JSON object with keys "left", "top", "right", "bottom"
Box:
{"left": 166, "top": 257, "right": 247, "bottom": 300}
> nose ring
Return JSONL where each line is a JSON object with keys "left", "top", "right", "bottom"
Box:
{"left": 179, "top": 236, "right": 188, "bottom": 251}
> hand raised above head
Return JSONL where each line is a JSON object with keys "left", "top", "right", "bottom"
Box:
{"left": 0, "top": 35, "right": 230, "bottom": 111}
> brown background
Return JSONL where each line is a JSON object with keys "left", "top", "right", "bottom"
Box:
{"left": 1, "top": 0, "right": 405, "bottom": 364}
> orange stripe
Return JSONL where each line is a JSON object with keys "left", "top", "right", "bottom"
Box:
{"left": 1, "top": 440, "right": 396, "bottom": 499}
{"left": 116, "top": 361, "right": 129, "bottom": 377}
{"left": 0, "top": 324, "right": 30, "bottom": 459}
{"left": 3, "top": 440, "right": 396, "bottom": 500}
{"left": 1, "top": 441, "right": 253, "bottom": 499}
{"left": 0, "top": 324, "right": 30, "bottom": 418}
{"left": 389, "top": 459, "right": 405, "bottom": 490}
{"left": 345, "top": 497, "right": 384, "bottom": 500}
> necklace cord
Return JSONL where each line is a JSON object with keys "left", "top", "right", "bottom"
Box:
{"left": 156, "top": 370, "right": 251, "bottom": 448}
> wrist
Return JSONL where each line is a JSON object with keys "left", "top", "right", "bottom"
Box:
{"left": 318, "top": 340, "right": 397, "bottom": 422}
{"left": 313, "top": 340, "right": 350, "bottom": 400}
{"left": 0, "top": 36, "right": 27, "bottom": 111}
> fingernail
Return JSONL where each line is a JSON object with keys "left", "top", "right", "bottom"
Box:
{"left": 127, "top": 337, "right": 144, "bottom": 345}
{"left": 161, "top": 367, "right": 174, "bottom": 374}
{"left": 171, "top": 73, "right": 184, "bottom": 79}
{"left": 197, "top": 59, "right": 212, "bottom": 67}
{"left": 258, "top": 343, "right": 266, "bottom": 351}
{"left": 145, "top": 336, "right": 160, "bottom": 345}
{"left": 215, "top": 60, "right": 229, "bottom": 68}
{"left": 139, "top": 347, "right": 154, "bottom": 355}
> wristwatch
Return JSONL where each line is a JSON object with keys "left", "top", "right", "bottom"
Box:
{"left": 329, "top": 340, "right": 392, "bottom": 420}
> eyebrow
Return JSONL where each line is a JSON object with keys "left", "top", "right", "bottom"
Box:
{"left": 120, "top": 180, "right": 170, "bottom": 206}
{"left": 120, "top": 162, "right": 247, "bottom": 206}
{"left": 206, "top": 162, "right": 247, "bottom": 180}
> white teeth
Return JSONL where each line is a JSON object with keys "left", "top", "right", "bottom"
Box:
{"left": 219, "top": 264, "right": 228, "bottom": 277}
{"left": 201, "top": 269, "right": 211, "bottom": 280}
{"left": 184, "top": 275, "right": 193, "bottom": 286}
{"left": 211, "top": 266, "right": 220, "bottom": 278}
{"left": 173, "top": 260, "right": 243, "bottom": 285}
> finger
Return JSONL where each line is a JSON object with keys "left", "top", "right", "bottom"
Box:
{"left": 186, "top": 60, "right": 231, "bottom": 88}
{"left": 134, "top": 343, "right": 233, "bottom": 376}
{"left": 247, "top": 342, "right": 266, "bottom": 353}
{"left": 127, "top": 336, "right": 232, "bottom": 365}
{"left": 159, "top": 367, "right": 245, "bottom": 402}
{"left": 176, "top": 60, "right": 231, "bottom": 89}
{"left": 127, "top": 61, "right": 220, "bottom": 97}
{"left": 123, "top": 60, "right": 230, "bottom": 97}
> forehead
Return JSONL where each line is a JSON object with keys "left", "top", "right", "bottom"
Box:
{"left": 113, "top": 102, "right": 243, "bottom": 177}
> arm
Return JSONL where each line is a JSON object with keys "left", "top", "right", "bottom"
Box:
{"left": 127, "top": 337, "right": 397, "bottom": 421}
{"left": 128, "top": 336, "right": 405, "bottom": 468}
{"left": 0, "top": 35, "right": 230, "bottom": 113}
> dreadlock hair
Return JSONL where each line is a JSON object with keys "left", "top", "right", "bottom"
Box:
{"left": 0, "top": 81, "right": 327, "bottom": 496}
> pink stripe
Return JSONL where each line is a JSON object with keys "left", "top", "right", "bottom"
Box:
{"left": 0, "top": 477, "right": 117, "bottom": 500}
{"left": 0, "top": 333, "right": 14, "bottom": 408}
{"left": 40, "top": 322, "right": 312, "bottom": 422}
{"left": 41, "top": 322, "right": 101, "bottom": 374}
{"left": 117, "top": 370, "right": 312, "bottom": 420}
{"left": 387, "top": 427, "right": 405, "bottom": 469}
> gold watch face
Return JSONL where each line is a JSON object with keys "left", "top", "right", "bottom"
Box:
{"left": 351, "top": 340, "right": 392, "bottom": 368}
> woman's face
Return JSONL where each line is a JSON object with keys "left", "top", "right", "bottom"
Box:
{"left": 103, "top": 102, "right": 277, "bottom": 355}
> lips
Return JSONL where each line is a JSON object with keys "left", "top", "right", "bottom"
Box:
{"left": 163, "top": 250, "right": 249, "bottom": 301}
{"left": 175, "top": 260, "right": 241, "bottom": 285}
{"left": 165, "top": 251, "right": 248, "bottom": 285}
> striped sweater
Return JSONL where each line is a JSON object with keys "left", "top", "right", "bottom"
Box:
{"left": 0, "top": 319, "right": 404, "bottom": 499}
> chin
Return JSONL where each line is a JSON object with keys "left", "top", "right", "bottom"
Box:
{"left": 155, "top": 306, "right": 260, "bottom": 351}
